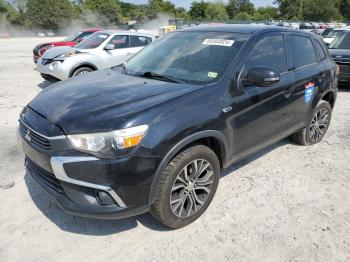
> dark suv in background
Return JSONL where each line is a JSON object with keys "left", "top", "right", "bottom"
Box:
{"left": 329, "top": 31, "right": 350, "bottom": 84}
{"left": 19, "top": 25, "right": 337, "bottom": 229}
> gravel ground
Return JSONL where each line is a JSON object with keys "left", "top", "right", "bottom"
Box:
{"left": 0, "top": 37, "right": 350, "bottom": 262}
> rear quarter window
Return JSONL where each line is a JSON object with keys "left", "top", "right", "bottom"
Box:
{"left": 290, "top": 35, "right": 317, "bottom": 68}
{"left": 315, "top": 40, "right": 327, "bottom": 61}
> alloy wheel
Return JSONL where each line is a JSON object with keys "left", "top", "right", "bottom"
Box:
{"left": 309, "top": 107, "right": 329, "bottom": 143}
{"left": 78, "top": 71, "right": 89, "bottom": 76}
{"left": 170, "top": 159, "right": 214, "bottom": 218}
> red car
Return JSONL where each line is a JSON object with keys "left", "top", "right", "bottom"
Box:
{"left": 32, "top": 29, "right": 100, "bottom": 63}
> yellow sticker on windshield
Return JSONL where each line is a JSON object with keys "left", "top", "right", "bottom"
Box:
{"left": 208, "top": 72, "right": 218, "bottom": 78}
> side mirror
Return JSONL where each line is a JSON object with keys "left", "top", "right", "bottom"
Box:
{"left": 245, "top": 67, "right": 280, "bottom": 87}
{"left": 104, "top": 44, "right": 115, "bottom": 50}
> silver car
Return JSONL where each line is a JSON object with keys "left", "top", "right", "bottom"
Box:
{"left": 36, "top": 30, "right": 155, "bottom": 81}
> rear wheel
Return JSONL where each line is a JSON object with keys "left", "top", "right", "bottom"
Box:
{"left": 72, "top": 67, "right": 94, "bottom": 78}
{"left": 291, "top": 100, "right": 332, "bottom": 145}
{"left": 151, "top": 145, "right": 220, "bottom": 229}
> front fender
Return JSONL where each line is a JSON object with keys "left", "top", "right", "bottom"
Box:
{"left": 147, "top": 130, "right": 228, "bottom": 205}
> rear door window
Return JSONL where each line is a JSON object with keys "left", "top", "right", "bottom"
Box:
{"left": 290, "top": 35, "right": 317, "bottom": 68}
{"left": 246, "top": 34, "right": 287, "bottom": 73}
{"left": 131, "top": 36, "right": 152, "bottom": 47}
{"left": 108, "top": 35, "right": 130, "bottom": 49}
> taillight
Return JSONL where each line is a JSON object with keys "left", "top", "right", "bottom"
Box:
{"left": 336, "top": 64, "right": 340, "bottom": 76}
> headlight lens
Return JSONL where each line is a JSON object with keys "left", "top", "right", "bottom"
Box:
{"left": 67, "top": 125, "right": 149, "bottom": 158}
{"left": 59, "top": 50, "right": 79, "bottom": 58}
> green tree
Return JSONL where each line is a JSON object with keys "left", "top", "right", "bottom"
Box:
{"left": 146, "top": 0, "right": 176, "bottom": 19}
{"left": 26, "top": 0, "right": 73, "bottom": 29}
{"left": 237, "top": 0, "right": 255, "bottom": 15}
{"left": 226, "top": 0, "right": 238, "bottom": 19}
{"left": 254, "top": 6, "right": 278, "bottom": 21}
{"left": 84, "top": 0, "right": 122, "bottom": 24}
{"left": 234, "top": 11, "right": 251, "bottom": 21}
{"left": 207, "top": 2, "right": 228, "bottom": 20}
{"left": 302, "top": 0, "right": 340, "bottom": 21}
{"left": 189, "top": 1, "right": 209, "bottom": 20}
{"left": 274, "top": 0, "right": 303, "bottom": 19}
{"left": 339, "top": 0, "right": 350, "bottom": 20}
{"left": 175, "top": 7, "right": 188, "bottom": 19}
{"left": 120, "top": 2, "right": 146, "bottom": 21}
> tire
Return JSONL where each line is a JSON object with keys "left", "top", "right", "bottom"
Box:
{"left": 151, "top": 145, "right": 220, "bottom": 229}
{"left": 72, "top": 67, "right": 94, "bottom": 78}
{"left": 291, "top": 100, "right": 332, "bottom": 145}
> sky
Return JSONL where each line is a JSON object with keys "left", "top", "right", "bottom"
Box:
{"left": 123, "top": 0, "right": 275, "bottom": 9}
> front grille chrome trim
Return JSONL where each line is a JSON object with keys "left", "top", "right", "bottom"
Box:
{"left": 19, "top": 119, "right": 66, "bottom": 140}
{"left": 50, "top": 156, "right": 127, "bottom": 208}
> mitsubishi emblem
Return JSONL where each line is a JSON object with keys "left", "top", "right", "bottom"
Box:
{"left": 25, "top": 130, "right": 31, "bottom": 141}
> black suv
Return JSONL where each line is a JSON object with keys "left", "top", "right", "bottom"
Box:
{"left": 329, "top": 31, "right": 350, "bottom": 84}
{"left": 19, "top": 25, "right": 338, "bottom": 228}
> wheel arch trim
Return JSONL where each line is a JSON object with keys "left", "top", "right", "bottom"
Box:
{"left": 147, "top": 130, "right": 229, "bottom": 205}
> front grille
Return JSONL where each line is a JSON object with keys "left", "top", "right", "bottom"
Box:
{"left": 26, "top": 158, "right": 64, "bottom": 194}
{"left": 19, "top": 120, "right": 51, "bottom": 151}
{"left": 41, "top": 59, "right": 54, "bottom": 65}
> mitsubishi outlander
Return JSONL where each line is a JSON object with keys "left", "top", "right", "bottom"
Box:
{"left": 19, "top": 25, "right": 338, "bottom": 228}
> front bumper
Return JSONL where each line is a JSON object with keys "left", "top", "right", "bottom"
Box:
{"left": 36, "top": 58, "right": 71, "bottom": 81}
{"left": 26, "top": 157, "right": 150, "bottom": 219}
{"left": 18, "top": 116, "right": 160, "bottom": 219}
{"left": 338, "top": 64, "right": 350, "bottom": 84}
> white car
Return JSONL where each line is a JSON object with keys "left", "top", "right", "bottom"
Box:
{"left": 36, "top": 30, "right": 155, "bottom": 81}
{"left": 324, "top": 28, "right": 350, "bottom": 45}
{"left": 290, "top": 22, "right": 300, "bottom": 29}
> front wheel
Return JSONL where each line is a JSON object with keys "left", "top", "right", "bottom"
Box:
{"left": 72, "top": 67, "right": 94, "bottom": 78}
{"left": 151, "top": 145, "right": 220, "bottom": 229}
{"left": 291, "top": 100, "right": 332, "bottom": 145}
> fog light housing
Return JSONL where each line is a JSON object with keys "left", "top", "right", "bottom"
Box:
{"left": 96, "top": 191, "right": 115, "bottom": 206}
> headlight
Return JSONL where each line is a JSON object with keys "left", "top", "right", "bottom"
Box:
{"left": 58, "top": 50, "right": 79, "bottom": 58}
{"left": 67, "top": 125, "right": 148, "bottom": 158}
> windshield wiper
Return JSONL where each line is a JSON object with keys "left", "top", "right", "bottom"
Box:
{"left": 140, "top": 71, "right": 184, "bottom": 83}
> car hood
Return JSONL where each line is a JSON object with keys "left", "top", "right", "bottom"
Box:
{"left": 29, "top": 69, "right": 202, "bottom": 134}
{"left": 41, "top": 46, "right": 75, "bottom": 59}
{"left": 34, "top": 41, "right": 76, "bottom": 52}
{"left": 329, "top": 49, "right": 350, "bottom": 62}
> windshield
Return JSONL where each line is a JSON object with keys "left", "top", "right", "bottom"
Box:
{"left": 64, "top": 31, "right": 95, "bottom": 42}
{"left": 327, "top": 30, "right": 347, "bottom": 39}
{"left": 75, "top": 32, "right": 109, "bottom": 49}
{"left": 329, "top": 32, "right": 350, "bottom": 49}
{"left": 125, "top": 31, "right": 250, "bottom": 84}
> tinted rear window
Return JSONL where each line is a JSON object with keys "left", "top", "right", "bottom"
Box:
{"left": 290, "top": 36, "right": 317, "bottom": 68}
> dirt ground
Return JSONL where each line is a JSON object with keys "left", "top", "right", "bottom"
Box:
{"left": 0, "top": 37, "right": 350, "bottom": 262}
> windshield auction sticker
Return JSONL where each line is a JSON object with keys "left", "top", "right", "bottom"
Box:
{"left": 202, "top": 39, "right": 235, "bottom": 47}
{"left": 208, "top": 72, "right": 218, "bottom": 78}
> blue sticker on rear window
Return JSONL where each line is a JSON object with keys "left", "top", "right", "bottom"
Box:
{"left": 304, "top": 82, "right": 315, "bottom": 104}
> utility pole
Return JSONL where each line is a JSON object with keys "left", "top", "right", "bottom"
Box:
{"left": 299, "top": 0, "right": 304, "bottom": 19}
